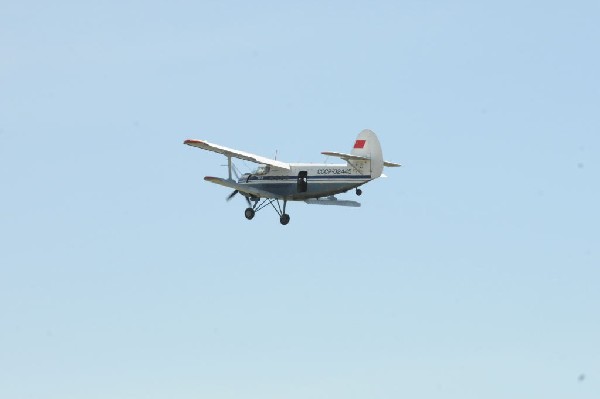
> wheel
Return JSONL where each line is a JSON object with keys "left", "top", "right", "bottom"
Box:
{"left": 356, "top": 188, "right": 362, "bottom": 196}
{"left": 244, "top": 208, "right": 255, "bottom": 220}
{"left": 280, "top": 214, "right": 290, "bottom": 225}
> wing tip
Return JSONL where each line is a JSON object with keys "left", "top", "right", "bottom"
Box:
{"left": 184, "top": 139, "right": 205, "bottom": 145}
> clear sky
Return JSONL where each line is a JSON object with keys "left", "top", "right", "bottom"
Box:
{"left": 1, "top": 1, "right": 599, "bottom": 398}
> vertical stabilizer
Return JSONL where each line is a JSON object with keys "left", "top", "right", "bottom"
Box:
{"left": 351, "top": 129, "right": 384, "bottom": 178}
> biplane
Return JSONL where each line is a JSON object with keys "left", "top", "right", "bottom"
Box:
{"left": 184, "top": 129, "right": 400, "bottom": 225}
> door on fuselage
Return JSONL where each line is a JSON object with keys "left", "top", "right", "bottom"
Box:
{"left": 297, "top": 171, "right": 308, "bottom": 193}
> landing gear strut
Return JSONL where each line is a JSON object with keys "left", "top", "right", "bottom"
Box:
{"left": 279, "top": 200, "right": 290, "bottom": 225}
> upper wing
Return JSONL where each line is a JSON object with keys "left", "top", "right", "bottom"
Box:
{"left": 204, "top": 176, "right": 283, "bottom": 199}
{"left": 322, "top": 151, "right": 402, "bottom": 167}
{"left": 184, "top": 139, "right": 291, "bottom": 170}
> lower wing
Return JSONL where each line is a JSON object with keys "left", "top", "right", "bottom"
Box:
{"left": 204, "top": 176, "right": 283, "bottom": 199}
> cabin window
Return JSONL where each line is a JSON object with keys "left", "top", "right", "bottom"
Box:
{"left": 253, "top": 164, "right": 270, "bottom": 175}
{"left": 297, "top": 171, "right": 308, "bottom": 192}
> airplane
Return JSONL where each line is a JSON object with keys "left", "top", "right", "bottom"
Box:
{"left": 184, "top": 129, "right": 401, "bottom": 225}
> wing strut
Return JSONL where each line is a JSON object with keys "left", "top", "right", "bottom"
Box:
{"left": 227, "top": 156, "right": 232, "bottom": 181}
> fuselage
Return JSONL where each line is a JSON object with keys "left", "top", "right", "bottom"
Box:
{"left": 238, "top": 163, "right": 372, "bottom": 200}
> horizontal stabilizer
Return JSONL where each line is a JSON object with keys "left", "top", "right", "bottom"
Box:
{"left": 322, "top": 151, "right": 401, "bottom": 168}
{"left": 321, "top": 151, "right": 370, "bottom": 162}
{"left": 304, "top": 197, "right": 361, "bottom": 207}
{"left": 384, "top": 161, "right": 402, "bottom": 167}
{"left": 204, "top": 176, "right": 283, "bottom": 199}
{"left": 185, "top": 139, "right": 291, "bottom": 170}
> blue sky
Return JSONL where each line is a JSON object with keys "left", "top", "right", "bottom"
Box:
{"left": 1, "top": 1, "right": 599, "bottom": 398}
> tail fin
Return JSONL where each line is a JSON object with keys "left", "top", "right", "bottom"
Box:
{"left": 351, "top": 129, "right": 384, "bottom": 178}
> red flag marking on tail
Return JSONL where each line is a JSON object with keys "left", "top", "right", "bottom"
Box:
{"left": 354, "top": 140, "right": 366, "bottom": 149}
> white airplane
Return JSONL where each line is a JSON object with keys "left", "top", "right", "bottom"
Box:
{"left": 184, "top": 129, "right": 401, "bottom": 225}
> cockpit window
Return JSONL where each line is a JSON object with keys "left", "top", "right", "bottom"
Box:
{"left": 253, "top": 164, "right": 270, "bottom": 175}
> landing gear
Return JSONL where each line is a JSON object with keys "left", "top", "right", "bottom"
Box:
{"left": 356, "top": 188, "right": 362, "bottom": 196}
{"left": 241, "top": 198, "right": 291, "bottom": 225}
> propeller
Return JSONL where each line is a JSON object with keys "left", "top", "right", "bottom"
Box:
{"left": 226, "top": 190, "right": 252, "bottom": 206}
{"left": 226, "top": 190, "right": 239, "bottom": 201}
